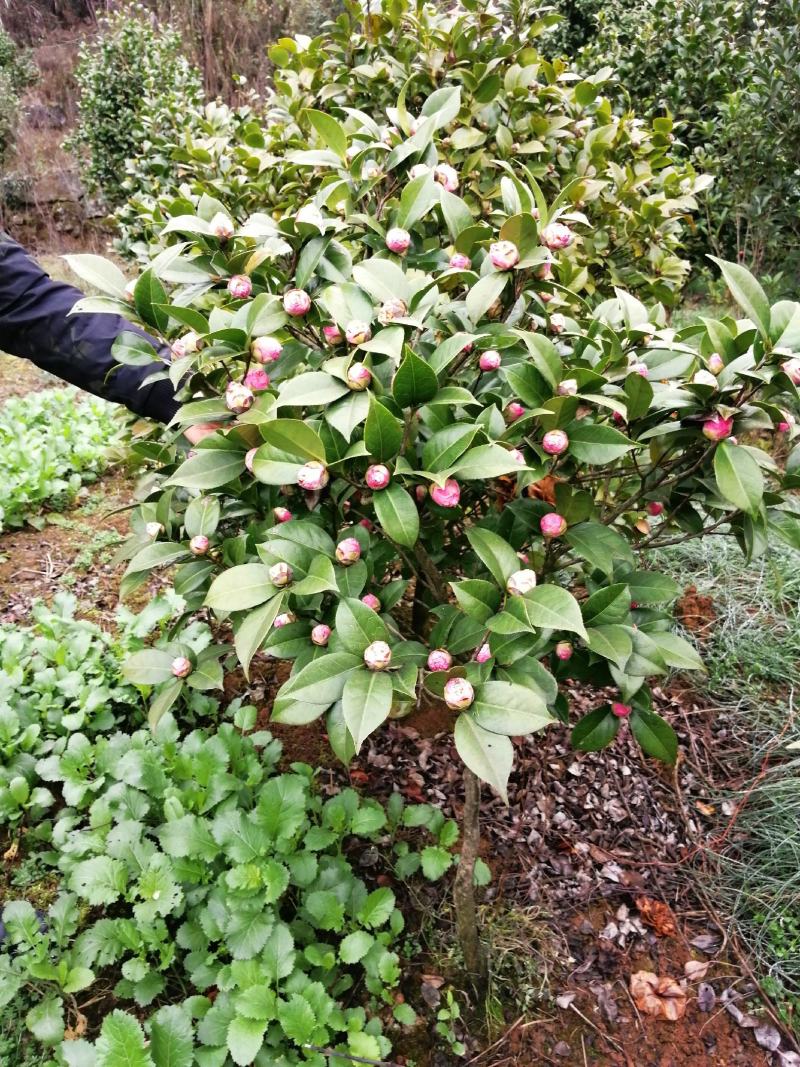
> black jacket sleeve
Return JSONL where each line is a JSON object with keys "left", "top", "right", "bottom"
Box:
{"left": 0, "top": 236, "right": 179, "bottom": 424}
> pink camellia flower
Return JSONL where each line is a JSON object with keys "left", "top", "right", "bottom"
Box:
{"left": 273, "top": 612, "right": 297, "bottom": 629}
{"left": 430, "top": 478, "right": 461, "bottom": 508}
{"left": 506, "top": 401, "right": 525, "bottom": 422}
{"left": 475, "top": 643, "right": 492, "bottom": 664}
{"left": 702, "top": 414, "right": 734, "bottom": 442}
{"left": 781, "top": 357, "right": 800, "bottom": 385}
{"left": 542, "top": 429, "right": 569, "bottom": 455}
{"left": 550, "top": 313, "right": 566, "bottom": 335}
{"left": 444, "top": 677, "right": 474, "bottom": 710}
{"left": 540, "top": 513, "right": 567, "bottom": 538}
{"left": 366, "top": 464, "right": 391, "bottom": 490}
{"left": 226, "top": 381, "right": 254, "bottom": 414}
{"left": 692, "top": 369, "right": 717, "bottom": 388}
{"left": 479, "top": 350, "right": 502, "bottom": 372}
{"left": 631, "top": 362, "right": 649, "bottom": 378}
{"left": 778, "top": 421, "right": 791, "bottom": 433}
{"left": 509, "top": 448, "right": 525, "bottom": 464}
{"left": 359, "top": 517, "right": 374, "bottom": 530}
{"left": 555, "top": 641, "right": 573, "bottom": 661}
{"left": 269, "top": 562, "right": 293, "bottom": 587}
{"left": 427, "top": 648, "right": 453, "bottom": 672}
{"left": 378, "top": 298, "right": 408, "bottom": 324}
{"left": 335, "top": 537, "right": 361, "bottom": 565}
{"left": 489, "top": 240, "right": 520, "bottom": 271}
{"left": 145, "top": 521, "right": 164, "bottom": 539}
{"left": 361, "top": 593, "right": 381, "bottom": 611}
{"left": 171, "top": 656, "right": 193, "bottom": 679}
{"left": 323, "top": 324, "right": 343, "bottom": 345}
{"left": 647, "top": 501, "right": 664, "bottom": 517}
{"left": 364, "top": 640, "right": 392, "bottom": 671}
{"left": 558, "top": 378, "right": 578, "bottom": 396}
{"left": 506, "top": 569, "right": 537, "bottom": 596}
{"left": 251, "top": 336, "right": 282, "bottom": 363}
{"left": 345, "top": 320, "right": 372, "bottom": 345}
{"left": 707, "top": 353, "right": 724, "bottom": 374}
{"left": 210, "top": 212, "right": 234, "bottom": 240}
{"left": 611, "top": 701, "right": 631, "bottom": 718}
{"left": 244, "top": 367, "right": 270, "bottom": 392}
{"left": 283, "top": 288, "right": 311, "bottom": 316}
{"left": 311, "top": 623, "right": 331, "bottom": 646}
{"left": 189, "top": 534, "right": 209, "bottom": 555}
{"left": 449, "top": 252, "right": 472, "bottom": 270}
{"left": 227, "top": 275, "right": 252, "bottom": 300}
{"left": 540, "top": 222, "right": 573, "bottom": 250}
{"left": 386, "top": 227, "right": 411, "bottom": 254}
{"left": 273, "top": 506, "right": 293, "bottom": 523}
{"left": 347, "top": 363, "right": 372, "bottom": 391}
{"left": 245, "top": 447, "right": 258, "bottom": 474}
{"left": 433, "top": 163, "right": 459, "bottom": 192}
{"left": 170, "top": 331, "right": 201, "bottom": 360}
{"left": 297, "top": 461, "right": 329, "bottom": 491}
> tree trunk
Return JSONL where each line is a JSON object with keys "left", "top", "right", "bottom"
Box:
{"left": 453, "top": 767, "right": 487, "bottom": 995}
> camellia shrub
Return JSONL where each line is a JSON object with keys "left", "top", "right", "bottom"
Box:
{"left": 0, "top": 26, "right": 37, "bottom": 164}
{"left": 113, "top": 0, "right": 709, "bottom": 306}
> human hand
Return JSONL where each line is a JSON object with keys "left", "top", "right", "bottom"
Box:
{"left": 184, "top": 421, "right": 222, "bottom": 445}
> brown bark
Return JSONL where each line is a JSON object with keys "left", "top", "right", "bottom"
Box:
{"left": 453, "top": 767, "right": 488, "bottom": 994}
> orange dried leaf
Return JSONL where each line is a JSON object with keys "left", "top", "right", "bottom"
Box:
{"left": 630, "top": 971, "right": 687, "bottom": 1021}
{"left": 635, "top": 895, "right": 677, "bottom": 937}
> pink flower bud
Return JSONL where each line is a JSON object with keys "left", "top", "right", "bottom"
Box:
{"left": 251, "top": 336, "right": 282, "bottom": 363}
{"left": 489, "top": 240, "right": 520, "bottom": 271}
{"left": 269, "top": 561, "right": 293, "bottom": 587}
{"left": 273, "top": 612, "right": 296, "bottom": 629}
{"left": 364, "top": 161, "right": 381, "bottom": 180}
{"left": 611, "top": 701, "right": 631, "bottom": 718}
{"left": 297, "top": 461, "right": 329, "bottom": 491}
{"left": 433, "top": 163, "right": 459, "bottom": 192}
{"left": 613, "top": 411, "right": 625, "bottom": 424}
{"left": 335, "top": 537, "right": 361, "bottom": 565}
{"left": 427, "top": 648, "right": 453, "bottom": 672}
{"left": 475, "top": 643, "right": 492, "bottom": 664}
{"left": 145, "top": 521, "right": 164, "bottom": 538}
{"left": 210, "top": 212, "right": 234, "bottom": 240}
{"left": 189, "top": 534, "right": 209, "bottom": 555}
{"left": 311, "top": 623, "right": 331, "bottom": 646}
{"left": 536, "top": 256, "right": 553, "bottom": 280}
{"left": 692, "top": 369, "right": 717, "bottom": 388}
{"left": 323, "top": 324, "right": 343, "bottom": 344}
{"left": 540, "top": 513, "right": 567, "bottom": 538}
{"left": 479, "top": 350, "right": 502, "bottom": 372}
{"left": 631, "top": 362, "right": 649, "bottom": 378}
{"left": 449, "top": 252, "right": 471, "bottom": 270}
{"left": 430, "top": 478, "right": 461, "bottom": 508}
{"left": 517, "top": 551, "right": 530, "bottom": 564}
{"left": 541, "top": 222, "right": 573, "bottom": 250}
{"left": 409, "top": 163, "right": 429, "bottom": 180}
{"left": 386, "top": 227, "right": 411, "bottom": 254}
{"left": 366, "top": 464, "right": 391, "bottom": 490}
{"left": 245, "top": 447, "right": 258, "bottom": 474}
{"left": 549, "top": 313, "right": 566, "bottom": 335}
{"left": 506, "top": 401, "right": 525, "bottom": 422}
{"left": 506, "top": 569, "right": 537, "bottom": 596}
{"left": 415, "top": 485, "right": 428, "bottom": 501}
{"left": 781, "top": 358, "right": 800, "bottom": 385}
{"left": 707, "top": 353, "right": 724, "bottom": 374}
{"left": 364, "top": 640, "right": 392, "bottom": 670}
{"left": 226, "top": 381, "right": 254, "bottom": 413}
{"left": 646, "top": 501, "right": 664, "bottom": 516}
{"left": 273, "top": 506, "right": 293, "bottom": 523}
{"left": 702, "top": 415, "right": 734, "bottom": 442}
{"left": 555, "top": 641, "right": 573, "bottom": 661}
{"left": 361, "top": 593, "right": 381, "bottom": 611}
{"left": 444, "top": 677, "right": 474, "bottom": 710}
{"left": 244, "top": 367, "right": 270, "bottom": 392}
{"left": 345, "top": 320, "right": 372, "bottom": 345}
{"left": 347, "top": 363, "right": 372, "bottom": 390}
{"left": 778, "top": 421, "right": 791, "bottom": 433}
{"left": 171, "top": 331, "right": 200, "bottom": 359}
{"left": 558, "top": 378, "right": 578, "bottom": 396}
{"left": 509, "top": 448, "right": 525, "bottom": 464}
{"left": 283, "top": 288, "right": 312, "bottom": 316}
{"left": 171, "top": 656, "right": 193, "bottom": 678}
{"left": 227, "top": 275, "right": 252, "bottom": 300}
{"left": 359, "top": 517, "right": 373, "bottom": 530}
{"left": 540, "top": 291, "right": 553, "bottom": 304}
{"left": 378, "top": 298, "right": 408, "bottom": 324}
{"left": 542, "top": 429, "right": 569, "bottom": 455}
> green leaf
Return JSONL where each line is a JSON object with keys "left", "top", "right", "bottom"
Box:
{"left": 471, "top": 681, "right": 553, "bottom": 735}
{"left": 125, "top": 541, "right": 191, "bottom": 576}
{"left": 340, "top": 931, "right": 375, "bottom": 963}
{"left": 466, "top": 527, "right": 519, "bottom": 587}
{"left": 277, "top": 372, "right": 349, "bottom": 408}
{"left": 621, "top": 569, "right": 680, "bottom": 605}
{"left": 335, "top": 597, "right": 388, "bottom": 653}
{"left": 64, "top": 253, "right": 127, "bottom": 297}
{"left": 234, "top": 594, "right": 285, "bottom": 677}
{"left": 714, "top": 441, "right": 764, "bottom": 515}
{"left": 305, "top": 890, "right": 345, "bottom": 931}
{"left": 260, "top": 419, "right": 327, "bottom": 461}
{"left": 112, "top": 331, "right": 160, "bottom": 366}
{"left": 373, "top": 483, "right": 420, "bottom": 547}
{"left": 647, "top": 632, "right": 704, "bottom": 671}
{"left": 291, "top": 555, "right": 338, "bottom": 596}
{"left": 227, "top": 1016, "right": 266, "bottom": 1067}
{"left": 68, "top": 857, "right": 127, "bottom": 906}
{"left": 205, "top": 564, "right": 276, "bottom": 612}
{"left": 150, "top": 1005, "right": 194, "bottom": 1067}
{"left": 454, "top": 715, "right": 514, "bottom": 802}
{"left": 624, "top": 373, "right": 653, "bottom": 420}
{"left": 420, "top": 845, "right": 454, "bottom": 880}
{"left": 133, "top": 268, "right": 169, "bottom": 332}
{"left": 450, "top": 579, "right": 501, "bottom": 623}
{"left": 364, "top": 397, "right": 404, "bottom": 461}
{"left": 581, "top": 584, "right": 631, "bottom": 625}
{"left": 184, "top": 496, "right": 221, "bottom": 539}
{"left": 396, "top": 170, "right": 439, "bottom": 229}
{"left": 358, "top": 886, "right": 396, "bottom": 928}
{"left": 506, "top": 586, "right": 588, "bottom": 638}
{"left": 566, "top": 423, "right": 635, "bottom": 464}
{"left": 571, "top": 706, "right": 620, "bottom": 751}
{"left": 279, "top": 652, "right": 362, "bottom": 705}
{"left": 95, "top": 1011, "right": 153, "bottom": 1066}
{"left": 466, "top": 272, "right": 507, "bottom": 323}
{"left": 585, "top": 625, "right": 633, "bottom": 668}
{"left": 440, "top": 188, "right": 473, "bottom": 240}
{"left": 565, "top": 523, "right": 633, "bottom": 576}
{"left": 167, "top": 450, "right": 245, "bottom": 490}
{"left": 451, "top": 444, "right": 528, "bottom": 480}
{"left": 342, "top": 668, "right": 393, "bottom": 751}
{"left": 392, "top": 350, "right": 439, "bottom": 408}
{"left": 422, "top": 424, "right": 477, "bottom": 472}
{"left": 123, "top": 649, "right": 182, "bottom": 686}
{"left": 709, "top": 256, "right": 771, "bottom": 337}
{"left": 305, "top": 108, "right": 347, "bottom": 158}
{"left": 277, "top": 994, "right": 316, "bottom": 1044}
{"left": 25, "top": 996, "right": 65, "bottom": 1047}
{"left": 630, "top": 708, "right": 678, "bottom": 764}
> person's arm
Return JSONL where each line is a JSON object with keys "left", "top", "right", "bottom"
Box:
{"left": 0, "top": 235, "right": 179, "bottom": 424}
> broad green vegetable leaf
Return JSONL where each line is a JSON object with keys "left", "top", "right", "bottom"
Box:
{"left": 95, "top": 1011, "right": 153, "bottom": 1066}
{"left": 454, "top": 715, "right": 514, "bottom": 801}
{"left": 26, "top": 996, "right": 66, "bottom": 1048}
{"left": 339, "top": 931, "right": 375, "bottom": 963}
{"left": 630, "top": 708, "right": 678, "bottom": 764}
{"left": 714, "top": 441, "right": 764, "bottom": 515}
{"left": 420, "top": 845, "right": 454, "bottom": 879}
{"left": 149, "top": 1005, "right": 194, "bottom": 1067}
{"left": 227, "top": 1016, "right": 266, "bottom": 1067}
{"left": 277, "top": 995, "right": 317, "bottom": 1045}
{"left": 373, "top": 483, "right": 419, "bottom": 547}
{"left": 358, "top": 887, "right": 396, "bottom": 928}
{"left": 342, "top": 668, "right": 393, "bottom": 750}
{"left": 205, "top": 564, "right": 276, "bottom": 612}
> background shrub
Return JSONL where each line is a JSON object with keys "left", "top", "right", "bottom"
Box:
{"left": 0, "top": 26, "right": 38, "bottom": 164}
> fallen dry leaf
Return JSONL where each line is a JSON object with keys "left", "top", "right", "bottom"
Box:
{"left": 527, "top": 474, "right": 559, "bottom": 505}
{"left": 3, "top": 840, "right": 18, "bottom": 862}
{"left": 635, "top": 895, "right": 677, "bottom": 937}
{"left": 697, "top": 983, "right": 716, "bottom": 1012}
{"left": 64, "top": 1011, "right": 88, "bottom": 1041}
{"left": 684, "top": 959, "right": 711, "bottom": 980}
{"left": 630, "top": 971, "right": 687, "bottom": 1021}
